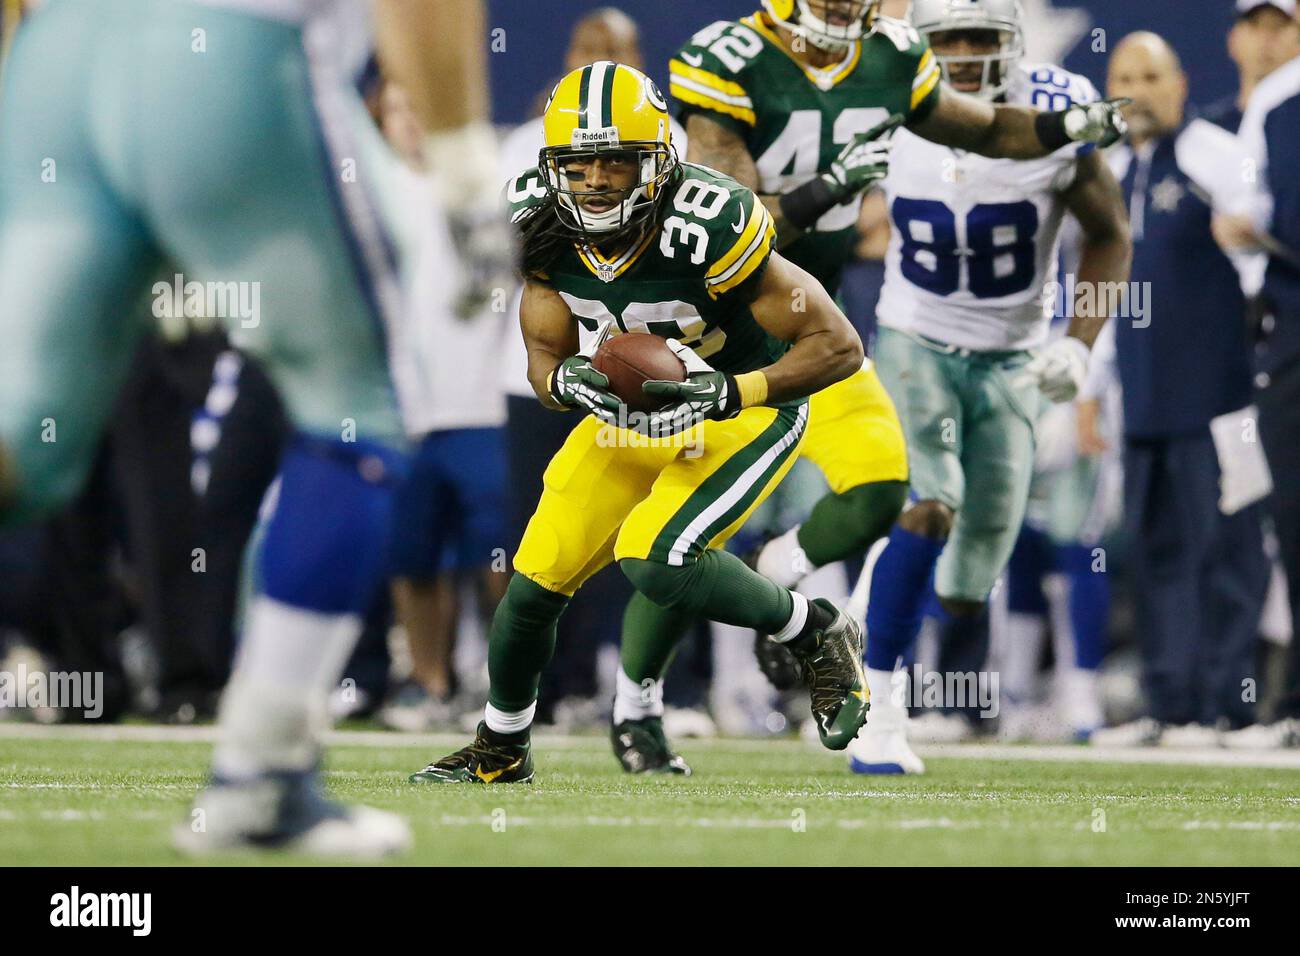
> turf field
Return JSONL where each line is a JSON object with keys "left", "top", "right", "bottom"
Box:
{"left": 2, "top": 725, "right": 1298, "bottom": 866}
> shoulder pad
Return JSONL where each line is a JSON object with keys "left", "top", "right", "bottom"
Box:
{"left": 503, "top": 166, "right": 549, "bottom": 223}
{"left": 670, "top": 20, "right": 763, "bottom": 128}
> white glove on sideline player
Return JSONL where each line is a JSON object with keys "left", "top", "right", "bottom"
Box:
{"left": 1014, "top": 336, "right": 1090, "bottom": 403}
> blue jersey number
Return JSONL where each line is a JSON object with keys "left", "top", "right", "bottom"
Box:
{"left": 1029, "top": 67, "right": 1075, "bottom": 113}
{"left": 892, "top": 198, "right": 1040, "bottom": 299}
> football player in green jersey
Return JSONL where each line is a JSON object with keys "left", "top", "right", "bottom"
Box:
{"left": 410, "top": 62, "right": 872, "bottom": 784}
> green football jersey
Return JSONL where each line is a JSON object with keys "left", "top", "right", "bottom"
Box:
{"left": 669, "top": 11, "right": 941, "bottom": 296}
{"left": 506, "top": 161, "right": 788, "bottom": 379}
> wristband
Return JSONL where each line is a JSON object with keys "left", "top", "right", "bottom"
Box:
{"left": 1034, "top": 110, "right": 1073, "bottom": 152}
{"left": 778, "top": 175, "right": 841, "bottom": 232}
{"left": 735, "top": 371, "right": 769, "bottom": 408}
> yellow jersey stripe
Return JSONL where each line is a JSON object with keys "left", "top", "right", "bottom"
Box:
{"left": 669, "top": 82, "right": 757, "bottom": 125}
{"left": 743, "top": 12, "right": 862, "bottom": 88}
{"left": 709, "top": 205, "right": 775, "bottom": 297}
{"left": 911, "top": 63, "right": 941, "bottom": 111}
{"left": 668, "top": 59, "right": 749, "bottom": 99}
{"left": 670, "top": 74, "right": 753, "bottom": 109}
{"left": 709, "top": 215, "right": 774, "bottom": 296}
{"left": 706, "top": 192, "right": 765, "bottom": 281}
{"left": 914, "top": 49, "right": 935, "bottom": 85}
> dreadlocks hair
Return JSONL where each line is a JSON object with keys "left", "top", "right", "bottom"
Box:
{"left": 515, "top": 163, "right": 684, "bottom": 280}
{"left": 516, "top": 201, "right": 576, "bottom": 280}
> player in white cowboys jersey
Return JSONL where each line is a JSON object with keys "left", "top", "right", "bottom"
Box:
{"left": 0, "top": 0, "right": 509, "bottom": 853}
{"left": 847, "top": 0, "right": 1133, "bottom": 774}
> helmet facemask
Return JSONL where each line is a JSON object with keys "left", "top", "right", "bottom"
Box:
{"left": 926, "top": 27, "right": 1024, "bottom": 100}
{"left": 764, "top": 0, "right": 879, "bottom": 53}
{"left": 539, "top": 139, "right": 678, "bottom": 248}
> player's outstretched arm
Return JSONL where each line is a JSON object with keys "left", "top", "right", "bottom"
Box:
{"left": 686, "top": 113, "right": 897, "bottom": 250}
{"left": 745, "top": 254, "right": 864, "bottom": 404}
{"left": 909, "top": 84, "right": 1128, "bottom": 160}
{"left": 685, "top": 114, "right": 802, "bottom": 249}
{"left": 1061, "top": 150, "right": 1133, "bottom": 349}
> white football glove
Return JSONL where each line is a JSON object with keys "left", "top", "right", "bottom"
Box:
{"left": 1062, "top": 98, "right": 1130, "bottom": 148}
{"left": 822, "top": 114, "right": 903, "bottom": 202}
{"left": 424, "top": 122, "right": 517, "bottom": 319}
{"left": 1013, "top": 336, "right": 1091, "bottom": 404}
{"left": 631, "top": 339, "right": 741, "bottom": 438}
{"left": 549, "top": 321, "right": 622, "bottom": 418}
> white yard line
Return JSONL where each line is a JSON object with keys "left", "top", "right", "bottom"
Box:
{"left": 0, "top": 722, "right": 1298, "bottom": 770}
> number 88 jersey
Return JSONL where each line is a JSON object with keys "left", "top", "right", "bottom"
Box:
{"left": 876, "top": 63, "right": 1099, "bottom": 351}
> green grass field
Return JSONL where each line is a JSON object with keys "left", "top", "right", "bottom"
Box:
{"left": 2, "top": 730, "right": 1299, "bottom": 865}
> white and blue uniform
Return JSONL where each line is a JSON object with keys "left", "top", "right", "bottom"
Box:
{"left": 0, "top": 0, "right": 404, "bottom": 526}
{"left": 870, "top": 62, "right": 1096, "bottom": 607}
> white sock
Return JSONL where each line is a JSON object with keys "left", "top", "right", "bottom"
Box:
{"left": 756, "top": 526, "right": 808, "bottom": 589}
{"left": 214, "top": 597, "right": 361, "bottom": 778}
{"left": 846, "top": 536, "right": 889, "bottom": 624}
{"left": 484, "top": 701, "right": 536, "bottom": 735}
{"left": 613, "top": 668, "right": 664, "bottom": 724}
{"left": 771, "top": 591, "right": 810, "bottom": 643}
{"left": 867, "top": 667, "right": 907, "bottom": 719}
{"left": 1001, "top": 611, "right": 1047, "bottom": 704}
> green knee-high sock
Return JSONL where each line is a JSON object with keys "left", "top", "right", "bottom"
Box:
{"left": 621, "top": 550, "right": 801, "bottom": 634}
{"left": 619, "top": 590, "right": 694, "bottom": 684}
{"left": 797, "top": 479, "right": 908, "bottom": 567}
{"left": 486, "top": 573, "right": 569, "bottom": 712}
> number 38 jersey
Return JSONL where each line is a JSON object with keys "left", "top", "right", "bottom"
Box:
{"left": 877, "top": 63, "right": 1098, "bottom": 351}
{"left": 506, "top": 161, "right": 787, "bottom": 378}
{"left": 670, "top": 12, "right": 942, "bottom": 297}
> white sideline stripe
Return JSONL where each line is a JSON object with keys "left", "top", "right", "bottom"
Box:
{"left": 2, "top": 723, "right": 1300, "bottom": 769}
{"left": 667, "top": 402, "right": 808, "bottom": 566}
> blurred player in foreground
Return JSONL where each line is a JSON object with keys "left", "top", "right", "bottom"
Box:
{"left": 409, "top": 61, "right": 871, "bottom": 784}
{"left": 0, "top": 0, "right": 508, "bottom": 854}
{"left": 843, "top": 0, "right": 1132, "bottom": 773}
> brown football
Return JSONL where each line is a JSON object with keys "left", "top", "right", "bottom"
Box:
{"left": 593, "top": 333, "right": 687, "bottom": 413}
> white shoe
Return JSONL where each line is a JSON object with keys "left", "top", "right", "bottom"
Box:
{"left": 173, "top": 772, "right": 412, "bottom": 858}
{"left": 1057, "top": 668, "right": 1104, "bottom": 741}
{"left": 1090, "top": 717, "right": 1163, "bottom": 747}
{"left": 848, "top": 713, "right": 925, "bottom": 774}
{"left": 1159, "top": 723, "right": 1222, "bottom": 748}
{"left": 1220, "top": 719, "right": 1300, "bottom": 750}
{"left": 908, "top": 710, "right": 975, "bottom": 744}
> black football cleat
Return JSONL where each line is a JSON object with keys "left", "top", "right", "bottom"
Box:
{"left": 611, "top": 716, "right": 692, "bottom": 775}
{"left": 785, "top": 598, "right": 869, "bottom": 750}
{"left": 754, "top": 632, "right": 802, "bottom": 691}
{"left": 409, "top": 721, "right": 534, "bottom": 784}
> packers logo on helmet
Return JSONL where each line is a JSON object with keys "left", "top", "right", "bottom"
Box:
{"left": 760, "top": 0, "right": 881, "bottom": 52}
{"left": 539, "top": 60, "right": 678, "bottom": 243}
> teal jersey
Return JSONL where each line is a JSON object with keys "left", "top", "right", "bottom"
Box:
{"left": 669, "top": 12, "right": 941, "bottom": 295}
{"left": 507, "top": 161, "right": 788, "bottom": 379}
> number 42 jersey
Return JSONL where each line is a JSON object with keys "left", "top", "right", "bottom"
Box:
{"left": 877, "top": 63, "right": 1099, "bottom": 351}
